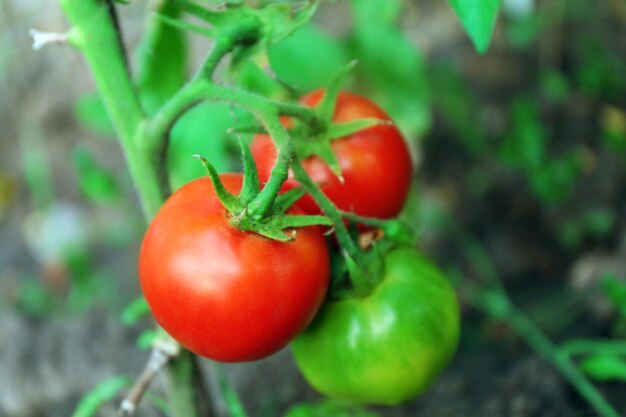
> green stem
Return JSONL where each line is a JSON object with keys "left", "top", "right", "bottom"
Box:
{"left": 470, "top": 287, "right": 620, "bottom": 417}
{"left": 561, "top": 339, "right": 626, "bottom": 357}
{"left": 290, "top": 160, "right": 372, "bottom": 295}
{"left": 58, "top": 2, "right": 206, "bottom": 417}
{"left": 246, "top": 111, "right": 293, "bottom": 218}
{"left": 506, "top": 307, "right": 621, "bottom": 417}
{"left": 60, "top": 0, "right": 164, "bottom": 218}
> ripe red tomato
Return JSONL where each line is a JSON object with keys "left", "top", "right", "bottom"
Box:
{"left": 138, "top": 174, "right": 330, "bottom": 362}
{"left": 251, "top": 90, "right": 413, "bottom": 219}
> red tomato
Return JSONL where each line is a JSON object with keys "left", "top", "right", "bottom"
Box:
{"left": 251, "top": 90, "right": 413, "bottom": 219}
{"left": 138, "top": 174, "right": 330, "bottom": 362}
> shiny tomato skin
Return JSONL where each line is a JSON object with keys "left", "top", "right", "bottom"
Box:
{"left": 251, "top": 90, "right": 413, "bottom": 219}
{"left": 139, "top": 174, "right": 330, "bottom": 362}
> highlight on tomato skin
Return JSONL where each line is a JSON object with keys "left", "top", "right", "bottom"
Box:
{"left": 138, "top": 174, "right": 331, "bottom": 362}
{"left": 251, "top": 90, "right": 413, "bottom": 219}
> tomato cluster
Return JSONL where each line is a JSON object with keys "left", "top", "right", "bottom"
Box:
{"left": 251, "top": 90, "right": 413, "bottom": 219}
{"left": 138, "top": 91, "right": 459, "bottom": 404}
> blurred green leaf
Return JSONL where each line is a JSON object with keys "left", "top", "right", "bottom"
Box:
{"left": 284, "top": 400, "right": 380, "bottom": 417}
{"left": 529, "top": 154, "right": 581, "bottom": 204}
{"left": 350, "top": 0, "right": 430, "bottom": 137}
{"left": 580, "top": 354, "right": 626, "bottom": 382}
{"left": 499, "top": 97, "right": 547, "bottom": 171}
{"left": 582, "top": 209, "right": 615, "bottom": 238}
{"left": 19, "top": 125, "right": 55, "bottom": 210}
{"left": 137, "top": 328, "right": 158, "bottom": 350}
{"left": 72, "top": 377, "right": 131, "bottom": 417}
{"left": 540, "top": 70, "right": 570, "bottom": 103}
{"left": 215, "top": 366, "right": 249, "bottom": 417}
{"left": 448, "top": 0, "right": 502, "bottom": 54}
{"left": 429, "top": 63, "right": 485, "bottom": 154}
{"left": 168, "top": 102, "right": 250, "bottom": 189}
{"left": 268, "top": 23, "right": 350, "bottom": 92}
{"left": 122, "top": 296, "right": 150, "bottom": 326}
{"left": 506, "top": 13, "right": 540, "bottom": 50}
{"left": 16, "top": 277, "right": 59, "bottom": 316}
{"left": 601, "top": 274, "right": 626, "bottom": 316}
{"left": 135, "top": 1, "right": 188, "bottom": 115}
{"left": 576, "top": 38, "right": 626, "bottom": 100}
{"left": 72, "top": 146, "right": 121, "bottom": 204}
{"left": 75, "top": 94, "right": 115, "bottom": 137}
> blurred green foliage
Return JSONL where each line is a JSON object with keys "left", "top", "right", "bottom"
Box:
{"left": 285, "top": 400, "right": 380, "bottom": 417}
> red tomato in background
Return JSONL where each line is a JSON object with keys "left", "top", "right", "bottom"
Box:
{"left": 139, "top": 174, "right": 330, "bottom": 362}
{"left": 251, "top": 90, "right": 413, "bottom": 219}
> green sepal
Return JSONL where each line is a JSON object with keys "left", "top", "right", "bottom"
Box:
{"left": 193, "top": 155, "right": 240, "bottom": 211}
{"left": 235, "top": 215, "right": 296, "bottom": 242}
{"left": 316, "top": 60, "right": 358, "bottom": 124}
{"left": 297, "top": 137, "right": 343, "bottom": 181}
{"left": 156, "top": 13, "right": 216, "bottom": 38}
{"left": 278, "top": 214, "right": 333, "bottom": 229}
{"left": 273, "top": 186, "right": 306, "bottom": 213}
{"left": 326, "top": 118, "right": 390, "bottom": 140}
{"left": 195, "top": 144, "right": 331, "bottom": 243}
{"left": 237, "top": 139, "right": 260, "bottom": 205}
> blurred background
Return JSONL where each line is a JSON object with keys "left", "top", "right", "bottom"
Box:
{"left": 0, "top": 0, "right": 625, "bottom": 416}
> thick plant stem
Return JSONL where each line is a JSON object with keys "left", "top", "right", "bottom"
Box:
{"left": 58, "top": 2, "right": 208, "bottom": 417}
{"left": 60, "top": 0, "right": 164, "bottom": 218}
{"left": 166, "top": 351, "right": 214, "bottom": 417}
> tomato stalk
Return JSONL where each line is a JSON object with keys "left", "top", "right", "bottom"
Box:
{"left": 57, "top": 1, "right": 211, "bottom": 416}
{"left": 58, "top": 0, "right": 168, "bottom": 218}
{"left": 290, "top": 160, "right": 375, "bottom": 296}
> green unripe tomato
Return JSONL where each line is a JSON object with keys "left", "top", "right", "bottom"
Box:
{"left": 291, "top": 246, "right": 460, "bottom": 405}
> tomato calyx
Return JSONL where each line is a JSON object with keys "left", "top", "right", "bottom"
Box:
{"left": 329, "top": 218, "right": 417, "bottom": 299}
{"left": 290, "top": 63, "right": 393, "bottom": 180}
{"left": 194, "top": 141, "right": 332, "bottom": 242}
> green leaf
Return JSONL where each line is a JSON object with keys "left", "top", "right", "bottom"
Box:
{"left": 429, "top": 63, "right": 485, "bottom": 154}
{"left": 350, "top": 0, "right": 430, "bottom": 138}
{"left": 137, "top": 329, "right": 158, "bottom": 350}
{"left": 72, "top": 146, "right": 121, "bottom": 204}
{"left": 447, "top": 0, "right": 502, "bottom": 54}
{"left": 580, "top": 354, "right": 626, "bottom": 382}
{"left": 316, "top": 61, "right": 357, "bottom": 124}
{"left": 499, "top": 97, "right": 547, "bottom": 171}
{"left": 121, "top": 296, "right": 150, "bottom": 326}
{"left": 135, "top": 1, "right": 188, "bottom": 115}
{"left": 75, "top": 94, "right": 115, "bottom": 137}
{"left": 71, "top": 377, "right": 131, "bottom": 417}
{"left": 326, "top": 118, "right": 385, "bottom": 140}
{"left": 215, "top": 366, "right": 249, "bottom": 417}
{"left": 268, "top": 23, "right": 350, "bottom": 92}
{"left": 284, "top": 400, "right": 380, "bottom": 417}
{"left": 168, "top": 101, "right": 250, "bottom": 189}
